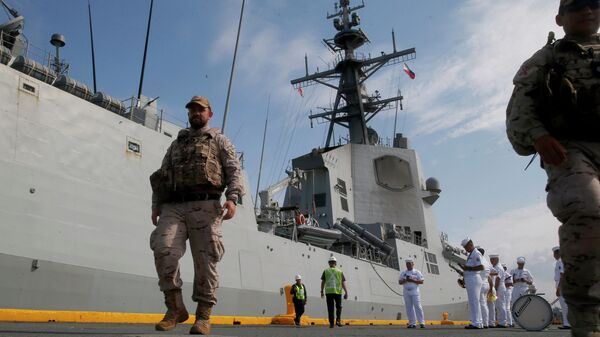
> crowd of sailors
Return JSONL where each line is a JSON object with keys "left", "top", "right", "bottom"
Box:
{"left": 290, "top": 238, "right": 570, "bottom": 330}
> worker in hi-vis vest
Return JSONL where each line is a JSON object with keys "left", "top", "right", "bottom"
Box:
{"left": 320, "top": 255, "right": 348, "bottom": 328}
{"left": 290, "top": 274, "right": 307, "bottom": 326}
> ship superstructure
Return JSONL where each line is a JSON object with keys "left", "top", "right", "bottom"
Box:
{"left": 0, "top": 0, "right": 469, "bottom": 321}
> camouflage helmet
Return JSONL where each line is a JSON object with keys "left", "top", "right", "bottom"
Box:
{"left": 559, "top": 0, "right": 600, "bottom": 14}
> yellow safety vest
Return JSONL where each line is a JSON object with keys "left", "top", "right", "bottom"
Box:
{"left": 293, "top": 284, "right": 305, "bottom": 300}
{"left": 323, "top": 268, "right": 343, "bottom": 295}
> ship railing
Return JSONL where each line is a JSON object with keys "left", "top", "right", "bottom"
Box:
{"left": 0, "top": 31, "right": 68, "bottom": 75}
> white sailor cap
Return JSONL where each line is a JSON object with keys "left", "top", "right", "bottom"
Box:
{"left": 552, "top": 246, "right": 560, "bottom": 252}
{"left": 489, "top": 254, "right": 499, "bottom": 259}
{"left": 517, "top": 256, "right": 526, "bottom": 263}
{"left": 461, "top": 237, "right": 471, "bottom": 247}
{"left": 405, "top": 258, "right": 414, "bottom": 263}
{"left": 295, "top": 274, "right": 302, "bottom": 280}
{"left": 501, "top": 263, "right": 507, "bottom": 268}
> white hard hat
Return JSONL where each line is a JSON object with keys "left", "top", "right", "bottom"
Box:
{"left": 552, "top": 246, "right": 560, "bottom": 252}
{"left": 295, "top": 274, "right": 302, "bottom": 280}
{"left": 328, "top": 255, "right": 337, "bottom": 262}
{"left": 517, "top": 256, "right": 526, "bottom": 263}
{"left": 489, "top": 254, "right": 499, "bottom": 259}
{"left": 405, "top": 258, "right": 414, "bottom": 263}
{"left": 461, "top": 237, "right": 471, "bottom": 247}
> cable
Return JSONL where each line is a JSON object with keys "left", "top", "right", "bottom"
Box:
{"left": 368, "top": 259, "right": 403, "bottom": 297}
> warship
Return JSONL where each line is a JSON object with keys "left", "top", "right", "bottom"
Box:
{"left": 0, "top": 0, "right": 471, "bottom": 321}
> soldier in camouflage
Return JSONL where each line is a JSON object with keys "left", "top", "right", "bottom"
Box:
{"left": 506, "top": 1, "right": 600, "bottom": 336}
{"left": 149, "top": 95, "right": 244, "bottom": 335}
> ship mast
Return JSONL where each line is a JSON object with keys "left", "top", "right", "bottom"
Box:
{"left": 291, "top": 0, "right": 415, "bottom": 147}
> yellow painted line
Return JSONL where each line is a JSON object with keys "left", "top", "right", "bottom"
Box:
{"left": 0, "top": 309, "right": 470, "bottom": 326}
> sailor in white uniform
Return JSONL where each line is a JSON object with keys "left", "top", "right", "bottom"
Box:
{"left": 503, "top": 264, "right": 514, "bottom": 327}
{"left": 553, "top": 246, "right": 571, "bottom": 330}
{"left": 460, "top": 238, "right": 484, "bottom": 329}
{"left": 489, "top": 254, "right": 507, "bottom": 328}
{"left": 476, "top": 247, "right": 493, "bottom": 328}
{"left": 399, "top": 258, "right": 426, "bottom": 328}
{"left": 511, "top": 256, "right": 534, "bottom": 305}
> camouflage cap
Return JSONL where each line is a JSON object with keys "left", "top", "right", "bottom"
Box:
{"left": 185, "top": 96, "right": 211, "bottom": 109}
{"left": 560, "top": 0, "right": 600, "bottom": 13}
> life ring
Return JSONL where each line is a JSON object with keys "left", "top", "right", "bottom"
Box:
{"left": 295, "top": 213, "right": 306, "bottom": 225}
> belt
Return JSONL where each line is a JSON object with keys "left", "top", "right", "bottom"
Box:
{"left": 169, "top": 192, "right": 221, "bottom": 202}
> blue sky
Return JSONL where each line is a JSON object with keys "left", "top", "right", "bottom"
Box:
{"left": 10, "top": 0, "right": 565, "bottom": 297}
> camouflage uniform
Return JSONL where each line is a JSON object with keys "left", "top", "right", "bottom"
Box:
{"left": 150, "top": 125, "right": 244, "bottom": 305}
{"left": 507, "top": 32, "right": 600, "bottom": 337}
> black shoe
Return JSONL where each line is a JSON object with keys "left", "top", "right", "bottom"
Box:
{"left": 329, "top": 324, "right": 334, "bottom": 328}
{"left": 496, "top": 325, "right": 507, "bottom": 328}
{"left": 336, "top": 320, "right": 343, "bottom": 327}
{"left": 483, "top": 326, "right": 489, "bottom": 329}
{"left": 464, "top": 325, "right": 480, "bottom": 329}
{"left": 558, "top": 326, "right": 571, "bottom": 330}
{"left": 420, "top": 324, "right": 426, "bottom": 328}
{"left": 407, "top": 324, "right": 416, "bottom": 328}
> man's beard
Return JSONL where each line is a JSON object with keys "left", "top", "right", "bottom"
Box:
{"left": 189, "top": 117, "right": 207, "bottom": 129}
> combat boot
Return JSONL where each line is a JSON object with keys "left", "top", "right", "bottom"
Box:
{"left": 155, "top": 289, "right": 189, "bottom": 331}
{"left": 189, "top": 303, "right": 212, "bottom": 335}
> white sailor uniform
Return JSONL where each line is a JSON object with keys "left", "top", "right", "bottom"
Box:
{"left": 399, "top": 269, "right": 425, "bottom": 326}
{"left": 511, "top": 268, "right": 534, "bottom": 305}
{"left": 555, "top": 258, "right": 570, "bottom": 327}
{"left": 479, "top": 255, "right": 492, "bottom": 327}
{"left": 492, "top": 263, "right": 508, "bottom": 326}
{"left": 464, "top": 249, "right": 484, "bottom": 328}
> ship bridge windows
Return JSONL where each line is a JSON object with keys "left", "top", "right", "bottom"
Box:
{"left": 373, "top": 155, "right": 413, "bottom": 192}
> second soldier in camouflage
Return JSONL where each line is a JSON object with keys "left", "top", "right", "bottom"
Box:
{"left": 506, "top": 1, "right": 600, "bottom": 336}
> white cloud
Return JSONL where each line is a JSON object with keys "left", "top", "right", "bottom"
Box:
{"left": 470, "top": 202, "right": 561, "bottom": 302}
{"left": 405, "top": 0, "right": 558, "bottom": 139}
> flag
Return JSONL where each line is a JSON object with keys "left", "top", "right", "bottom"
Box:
{"left": 403, "top": 63, "right": 416, "bottom": 80}
{"left": 297, "top": 87, "right": 304, "bottom": 97}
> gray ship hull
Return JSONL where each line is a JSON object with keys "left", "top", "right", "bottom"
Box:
{"left": 0, "top": 59, "right": 468, "bottom": 321}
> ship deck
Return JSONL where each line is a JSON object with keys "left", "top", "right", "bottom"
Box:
{"left": 0, "top": 322, "right": 571, "bottom": 337}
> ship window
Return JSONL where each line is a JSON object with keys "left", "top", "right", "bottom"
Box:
{"left": 427, "top": 253, "right": 437, "bottom": 264}
{"left": 314, "top": 193, "right": 326, "bottom": 208}
{"left": 340, "top": 196, "right": 348, "bottom": 212}
{"left": 336, "top": 178, "right": 347, "bottom": 196}
{"left": 428, "top": 264, "right": 440, "bottom": 275}
{"left": 126, "top": 137, "right": 142, "bottom": 156}
{"left": 22, "top": 83, "right": 35, "bottom": 93}
{"left": 373, "top": 155, "right": 413, "bottom": 192}
{"left": 19, "top": 78, "right": 39, "bottom": 97}
{"left": 414, "top": 231, "right": 422, "bottom": 246}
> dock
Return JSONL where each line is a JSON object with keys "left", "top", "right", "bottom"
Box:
{"left": 0, "top": 322, "right": 572, "bottom": 337}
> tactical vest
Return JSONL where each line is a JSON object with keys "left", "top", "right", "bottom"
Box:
{"left": 293, "top": 284, "right": 305, "bottom": 300}
{"left": 540, "top": 37, "right": 600, "bottom": 141}
{"left": 150, "top": 128, "right": 224, "bottom": 202}
{"left": 323, "top": 268, "right": 343, "bottom": 295}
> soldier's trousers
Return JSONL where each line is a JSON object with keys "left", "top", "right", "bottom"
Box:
{"left": 545, "top": 141, "right": 600, "bottom": 337}
{"left": 150, "top": 200, "right": 225, "bottom": 306}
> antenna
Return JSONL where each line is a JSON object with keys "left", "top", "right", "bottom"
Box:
{"left": 0, "top": 0, "right": 19, "bottom": 18}
{"left": 50, "top": 33, "right": 66, "bottom": 74}
{"left": 221, "top": 0, "right": 246, "bottom": 134}
{"left": 137, "top": 0, "right": 154, "bottom": 103}
{"left": 291, "top": 0, "right": 415, "bottom": 146}
{"left": 87, "top": 0, "right": 97, "bottom": 93}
